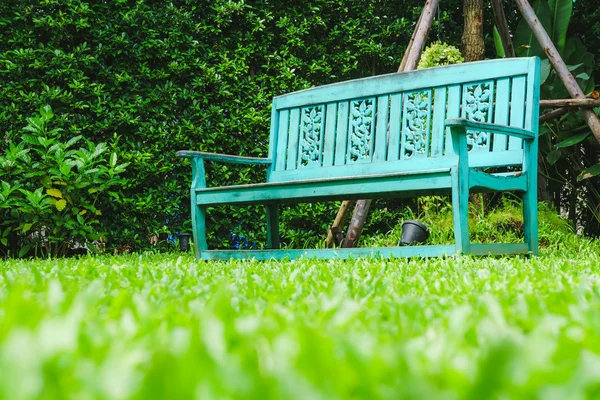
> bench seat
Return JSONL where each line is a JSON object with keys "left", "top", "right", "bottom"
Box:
{"left": 190, "top": 168, "right": 528, "bottom": 206}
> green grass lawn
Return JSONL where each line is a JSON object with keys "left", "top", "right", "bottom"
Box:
{"left": 2, "top": 231, "right": 600, "bottom": 399}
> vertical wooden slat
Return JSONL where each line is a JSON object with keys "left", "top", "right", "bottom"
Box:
{"left": 508, "top": 75, "right": 526, "bottom": 150}
{"left": 423, "top": 89, "right": 433, "bottom": 158}
{"left": 367, "top": 98, "right": 377, "bottom": 162}
{"left": 400, "top": 93, "right": 408, "bottom": 159}
{"left": 322, "top": 103, "right": 337, "bottom": 167}
{"left": 431, "top": 87, "right": 447, "bottom": 157}
{"left": 275, "top": 109, "right": 290, "bottom": 171}
{"left": 286, "top": 108, "right": 300, "bottom": 170}
{"left": 373, "top": 95, "right": 389, "bottom": 161}
{"left": 267, "top": 100, "right": 279, "bottom": 181}
{"left": 493, "top": 78, "right": 511, "bottom": 151}
{"left": 445, "top": 85, "right": 461, "bottom": 155}
{"left": 387, "top": 93, "right": 402, "bottom": 161}
{"left": 296, "top": 107, "right": 305, "bottom": 169}
{"left": 461, "top": 81, "right": 493, "bottom": 153}
{"left": 334, "top": 101, "right": 349, "bottom": 165}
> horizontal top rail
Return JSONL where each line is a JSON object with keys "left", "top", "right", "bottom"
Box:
{"left": 274, "top": 57, "right": 535, "bottom": 110}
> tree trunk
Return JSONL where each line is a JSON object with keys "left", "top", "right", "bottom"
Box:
{"left": 462, "top": 0, "right": 485, "bottom": 62}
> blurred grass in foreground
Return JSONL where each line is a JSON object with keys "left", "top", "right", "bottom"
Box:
{"left": 1, "top": 206, "right": 600, "bottom": 399}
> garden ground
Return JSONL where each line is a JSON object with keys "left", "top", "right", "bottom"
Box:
{"left": 1, "top": 228, "right": 600, "bottom": 399}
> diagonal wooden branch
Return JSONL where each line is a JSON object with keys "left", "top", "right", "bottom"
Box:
{"left": 515, "top": 0, "right": 600, "bottom": 143}
{"left": 402, "top": 0, "right": 441, "bottom": 71}
{"left": 399, "top": 10, "right": 425, "bottom": 72}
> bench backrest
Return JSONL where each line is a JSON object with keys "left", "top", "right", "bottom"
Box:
{"left": 267, "top": 57, "right": 540, "bottom": 183}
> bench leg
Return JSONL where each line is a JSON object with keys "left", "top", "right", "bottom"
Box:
{"left": 523, "top": 189, "right": 538, "bottom": 256}
{"left": 266, "top": 204, "right": 280, "bottom": 249}
{"left": 191, "top": 203, "right": 208, "bottom": 257}
{"left": 451, "top": 166, "right": 470, "bottom": 254}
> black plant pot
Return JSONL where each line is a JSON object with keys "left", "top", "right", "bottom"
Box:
{"left": 178, "top": 233, "right": 192, "bottom": 252}
{"left": 399, "top": 220, "right": 429, "bottom": 246}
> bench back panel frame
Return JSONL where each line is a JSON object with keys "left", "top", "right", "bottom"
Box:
{"left": 267, "top": 57, "right": 538, "bottom": 184}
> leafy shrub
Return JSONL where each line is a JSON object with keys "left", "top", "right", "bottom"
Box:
{"left": 417, "top": 41, "right": 464, "bottom": 69}
{"left": 0, "top": 105, "right": 128, "bottom": 257}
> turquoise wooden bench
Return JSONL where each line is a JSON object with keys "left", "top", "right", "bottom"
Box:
{"left": 177, "top": 57, "right": 540, "bottom": 261}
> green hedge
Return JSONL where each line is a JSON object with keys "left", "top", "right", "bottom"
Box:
{"left": 1, "top": 0, "right": 468, "bottom": 252}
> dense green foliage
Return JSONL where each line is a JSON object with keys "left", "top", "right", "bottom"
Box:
{"left": 0, "top": 105, "right": 127, "bottom": 258}
{"left": 2, "top": 0, "right": 600, "bottom": 255}
{"left": 0, "top": 0, "right": 462, "bottom": 253}
{"left": 2, "top": 225, "right": 600, "bottom": 398}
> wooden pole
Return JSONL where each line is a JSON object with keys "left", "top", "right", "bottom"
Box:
{"left": 515, "top": 0, "right": 600, "bottom": 143}
{"left": 340, "top": 0, "right": 440, "bottom": 248}
{"left": 404, "top": 0, "right": 442, "bottom": 71}
{"left": 325, "top": 200, "right": 355, "bottom": 247}
{"left": 490, "top": 0, "right": 516, "bottom": 57}
{"left": 540, "top": 98, "right": 600, "bottom": 108}
{"left": 342, "top": 201, "right": 371, "bottom": 248}
{"left": 539, "top": 93, "right": 600, "bottom": 123}
{"left": 399, "top": 11, "right": 425, "bottom": 72}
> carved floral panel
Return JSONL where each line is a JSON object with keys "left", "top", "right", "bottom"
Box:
{"left": 403, "top": 90, "right": 431, "bottom": 159}
{"left": 464, "top": 82, "right": 493, "bottom": 149}
{"left": 348, "top": 99, "right": 374, "bottom": 163}
{"left": 300, "top": 106, "right": 323, "bottom": 167}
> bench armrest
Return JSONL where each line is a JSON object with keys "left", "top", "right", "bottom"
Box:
{"left": 176, "top": 151, "right": 272, "bottom": 166}
{"left": 445, "top": 118, "right": 536, "bottom": 141}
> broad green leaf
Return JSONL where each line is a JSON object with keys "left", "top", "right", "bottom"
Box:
{"left": 77, "top": 214, "right": 85, "bottom": 224}
{"left": 40, "top": 176, "right": 53, "bottom": 188}
{"left": 547, "top": 149, "right": 561, "bottom": 165}
{"left": 514, "top": 1, "right": 552, "bottom": 57}
{"left": 55, "top": 199, "right": 67, "bottom": 211}
{"left": 567, "top": 63, "right": 583, "bottom": 72}
{"left": 18, "top": 244, "right": 31, "bottom": 258}
{"left": 565, "top": 37, "right": 586, "bottom": 65}
{"left": 493, "top": 26, "right": 505, "bottom": 58}
{"left": 548, "top": 0, "right": 572, "bottom": 56}
{"left": 46, "top": 188, "right": 63, "bottom": 198}
{"left": 578, "top": 163, "right": 600, "bottom": 181}
{"left": 65, "top": 135, "right": 83, "bottom": 148}
{"left": 555, "top": 132, "right": 590, "bottom": 148}
{"left": 576, "top": 73, "right": 590, "bottom": 80}
{"left": 540, "top": 59, "right": 551, "bottom": 84}
{"left": 39, "top": 104, "right": 54, "bottom": 121}
{"left": 21, "top": 223, "right": 33, "bottom": 233}
{"left": 111, "top": 152, "right": 118, "bottom": 167}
